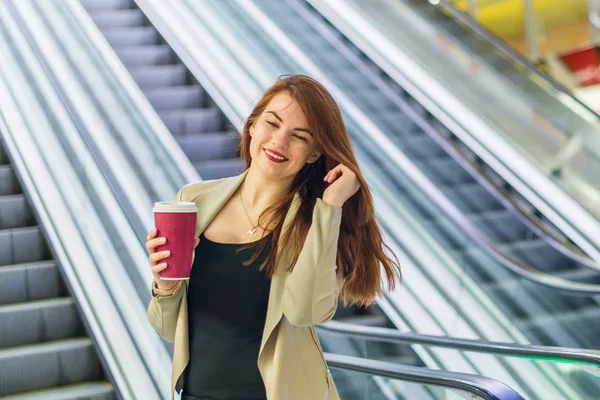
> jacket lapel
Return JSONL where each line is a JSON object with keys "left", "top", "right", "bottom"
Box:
{"left": 258, "top": 190, "right": 301, "bottom": 357}
{"left": 193, "top": 169, "right": 249, "bottom": 239}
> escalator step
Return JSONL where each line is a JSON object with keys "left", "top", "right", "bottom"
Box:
{"left": 0, "top": 261, "right": 64, "bottom": 305}
{"left": 396, "top": 133, "right": 447, "bottom": 160}
{"left": 0, "top": 165, "right": 20, "bottom": 196}
{"left": 466, "top": 209, "right": 529, "bottom": 244}
{"left": 80, "top": 0, "right": 131, "bottom": 11}
{"left": 0, "top": 194, "right": 36, "bottom": 229}
{"left": 0, "top": 338, "right": 104, "bottom": 396}
{"left": 129, "top": 64, "right": 187, "bottom": 88}
{"left": 0, "top": 298, "right": 81, "bottom": 348}
{"left": 193, "top": 158, "right": 245, "bottom": 180}
{"left": 176, "top": 132, "right": 240, "bottom": 161}
{"left": 0, "top": 226, "right": 50, "bottom": 266}
{"left": 0, "top": 142, "right": 9, "bottom": 165}
{"left": 1, "top": 381, "right": 115, "bottom": 400}
{"left": 439, "top": 182, "right": 504, "bottom": 214}
{"left": 145, "top": 85, "right": 203, "bottom": 111}
{"left": 102, "top": 26, "right": 158, "bottom": 47}
{"left": 113, "top": 45, "right": 173, "bottom": 67}
{"left": 159, "top": 108, "right": 223, "bottom": 136}
{"left": 378, "top": 111, "right": 420, "bottom": 135}
{"left": 415, "top": 156, "right": 473, "bottom": 186}
{"left": 87, "top": 9, "right": 144, "bottom": 28}
{"left": 499, "top": 239, "right": 578, "bottom": 272}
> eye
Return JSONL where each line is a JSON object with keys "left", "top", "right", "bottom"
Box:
{"left": 266, "top": 121, "right": 277, "bottom": 127}
{"left": 293, "top": 134, "right": 307, "bottom": 141}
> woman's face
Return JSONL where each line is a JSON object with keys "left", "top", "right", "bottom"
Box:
{"left": 249, "top": 92, "right": 321, "bottom": 180}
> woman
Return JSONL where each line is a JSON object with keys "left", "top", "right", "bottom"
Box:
{"left": 146, "top": 74, "right": 402, "bottom": 400}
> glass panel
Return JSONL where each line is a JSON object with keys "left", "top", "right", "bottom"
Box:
{"left": 345, "top": 0, "right": 600, "bottom": 220}
{"left": 319, "top": 330, "right": 600, "bottom": 400}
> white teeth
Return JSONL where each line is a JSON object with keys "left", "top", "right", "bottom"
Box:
{"left": 265, "top": 149, "right": 286, "bottom": 160}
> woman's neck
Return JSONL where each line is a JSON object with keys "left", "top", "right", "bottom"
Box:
{"left": 240, "top": 167, "right": 292, "bottom": 210}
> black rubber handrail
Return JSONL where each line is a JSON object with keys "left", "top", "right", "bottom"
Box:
{"left": 326, "top": 353, "right": 525, "bottom": 399}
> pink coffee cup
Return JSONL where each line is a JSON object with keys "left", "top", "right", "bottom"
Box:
{"left": 153, "top": 201, "right": 198, "bottom": 280}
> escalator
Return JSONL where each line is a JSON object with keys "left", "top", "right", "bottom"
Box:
{"left": 58, "top": 0, "right": 599, "bottom": 398}
{"left": 80, "top": 0, "right": 242, "bottom": 180}
{"left": 0, "top": 134, "right": 115, "bottom": 398}
{"left": 228, "top": 0, "right": 600, "bottom": 349}
{"left": 76, "top": 0, "right": 599, "bottom": 391}
{"left": 319, "top": 319, "right": 600, "bottom": 400}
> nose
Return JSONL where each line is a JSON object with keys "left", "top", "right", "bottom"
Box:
{"left": 270, "top": 129, "right": 289, "bottom": 150}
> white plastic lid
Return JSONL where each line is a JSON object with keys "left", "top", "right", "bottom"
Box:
{"left": 153, "top": 201, "right": 198, "bottom": 213}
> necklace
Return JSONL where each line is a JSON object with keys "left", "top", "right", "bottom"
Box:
{"left": 239, "top": 189, "right": 260, "bottom": 236}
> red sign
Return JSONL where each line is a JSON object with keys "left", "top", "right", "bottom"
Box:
{"left": 560, "top": 47, "right": 600, "bottom": 86}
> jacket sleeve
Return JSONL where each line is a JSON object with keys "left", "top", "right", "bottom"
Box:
{"left": 146, "top": 185, "right": 189, "bottom": 342}
{"left": 147, "top": 280, "right": 186, "bottom": 342}
{"left": 282, "top": 197, "right": 345, "bottom": 327}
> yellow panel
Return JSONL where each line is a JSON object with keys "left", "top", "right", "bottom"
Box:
{"left": 452, "top": 0, "right": 588, "bottom": 38}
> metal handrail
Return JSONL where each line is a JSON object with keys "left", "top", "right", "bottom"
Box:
{"left": 325, "top": 353, "right": 525, "bottom": 400}
{"left": 298, "top": 0, "right": 600, "bottom": 295}
{"left": 438, "top": 0, "right": 600, "bottom": 121}
{"left": 319, "top": 321, "right": 600, "bottom": 370}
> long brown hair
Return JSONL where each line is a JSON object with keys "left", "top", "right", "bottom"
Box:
{"left": 236, "top": 74, "right": 401, "bottom": 307}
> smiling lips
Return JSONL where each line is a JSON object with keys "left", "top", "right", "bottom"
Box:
{"left": 264, "top": 149, "right": 288, "bottom": 163}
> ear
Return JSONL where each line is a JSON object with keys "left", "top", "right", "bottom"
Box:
{"left": 306, "top": 151, "right": 322, "bottom": 164}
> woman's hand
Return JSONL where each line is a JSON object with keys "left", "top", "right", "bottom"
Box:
{"left": 146, "top": 229, "right": 200, "bottom": 291}
{"left": 323, "top": 163, "right": 360, "bottom": 208}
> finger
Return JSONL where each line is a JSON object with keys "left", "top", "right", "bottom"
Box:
{"left": 325, "top": 164, "right": 344, "bottom": 180}
{"left": 146, "top": 237, "right": 166, "bottom": 253}
{"left": 150, "top": 250, "right": 171, "bottom": 264}
{"left": 326, "top": 170, "right": 339, "bottom": 183}
{"left": 151, "top": 262, "right": 168, "bottom": 273}
{"left": 146, "top": 237, "right": 167, "bottom": 253}
{"left": 147, "top": 229, "right": 157, "bottom": 241}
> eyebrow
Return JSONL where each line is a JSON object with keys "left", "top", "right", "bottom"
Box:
{"left": 266, "top": 111, "right": 312, "bottom": 136}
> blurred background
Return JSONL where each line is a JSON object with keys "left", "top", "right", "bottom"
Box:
{"left": 453, "top": 0, "right": 600, "bottom": 109}
{"left": 1, "top": 1, "right": 599, "bottom": 399}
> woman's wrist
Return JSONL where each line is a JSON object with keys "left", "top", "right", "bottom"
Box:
{"left": 321, "top": 195, "right": 343, "bottom": 209}
{"left": 153, "top": 279, "right": 179, "bottom": 293}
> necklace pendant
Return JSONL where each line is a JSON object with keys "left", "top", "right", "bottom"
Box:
{"left": 247, "top": 228, "right": 257, "bottom": 236}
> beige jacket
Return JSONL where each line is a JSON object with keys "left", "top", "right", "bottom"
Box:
{"left": 147, "top": 169, "right": 345, "bottom": 400}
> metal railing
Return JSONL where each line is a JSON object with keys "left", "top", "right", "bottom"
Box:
{"left": 326, "top": 353, "right": 525, "bottom": 400}
{"left": 320, "top": 321, "right": 600, "bottom": 373}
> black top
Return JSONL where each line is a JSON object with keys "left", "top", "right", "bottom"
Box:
{"left": 182, "top": 231, "right": 272, "bottom": 400}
